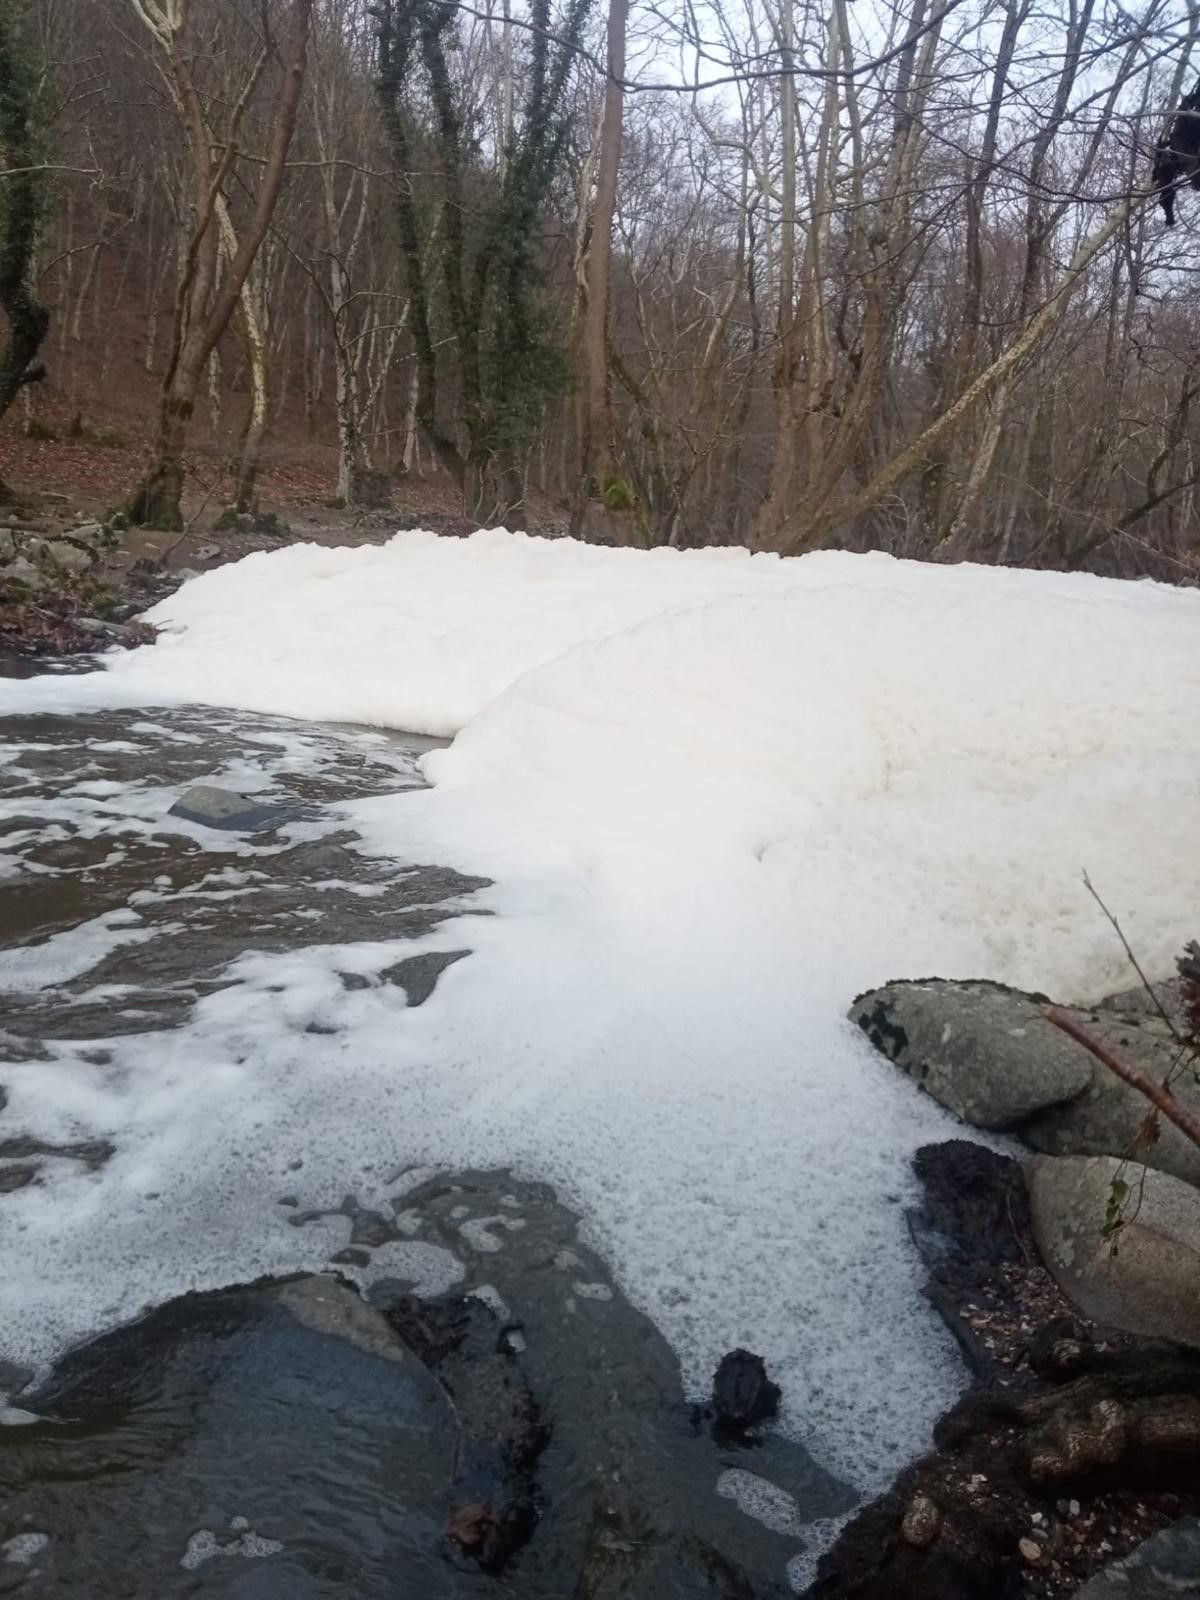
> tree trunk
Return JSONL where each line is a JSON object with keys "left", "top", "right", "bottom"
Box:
{"left": 125, "top": 0, "right": 314, "bottom": 529}
{"left": 0, "top": 6, "right": 50, "bottom": 424}
{"left": 747, "top": 0, "right": 799, "bottom": 550}
{"left": 127, "top": 393, "right": 192, "bottom": 531}
{"left": 570, "top": 0, "right": 633, "bottom": 543}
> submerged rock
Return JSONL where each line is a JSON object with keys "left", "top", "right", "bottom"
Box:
{"left": 0, "top": 1173, "right": 849, "bottom": 1598}
{"left": 384, "top": 1292, "right": 543, "bottom": 1574}
{"left": 168, "top": 783, "right": 300, "bottom": 832}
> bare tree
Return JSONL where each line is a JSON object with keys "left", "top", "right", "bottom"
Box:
{"left": 124, "top": 0, "right": 314, "bottom": 529}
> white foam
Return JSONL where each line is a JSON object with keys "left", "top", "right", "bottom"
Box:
{"left": 2, "top": 531, "right": 1199, "bottom": 1514}
{"left": 0, "top": 911, "right": 160, "bottom": 988}
{"left": 2, "top": 1533, "right": 50, "bottom": 1564}
{"left": 181, "top": 1525, "right": 283, "bottom": 1570}
{"left": 718, "top": 1469, "right": 805, "bottom": 1536}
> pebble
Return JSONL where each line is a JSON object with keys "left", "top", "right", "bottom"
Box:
{"left": 1019, "top": 1538, "right": 1043, "bottom": 1563}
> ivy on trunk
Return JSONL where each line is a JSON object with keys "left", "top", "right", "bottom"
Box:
{"left": 0, "top": 0, "right": 50, "bottom": 427}
{"left": 375, "top": 0, "right": 593, "bottom": 527}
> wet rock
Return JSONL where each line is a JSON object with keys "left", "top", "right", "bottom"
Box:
{"left": 0, "top": 1135, "right": 113, "bottom": 1170}
{"left": 276, "top": 1274, "right": 416, "bottom": 1364}
{"left": 810, "top": 1352, "right": 1200, "bottom": 1600}
{"left": 0, "top": 1276, "right": 462, "bottom": 1599}
{"left": 809, "top": 1138, "right": 1200, "bottom": 1599}
{"left": 0, "top": 1165, "right": 37, "bottom": 1193}
{"left": 167, "top": 783, "right": 300, "bottom": 832}
{"left": 1028, "top": 1154, "right": 1200, "bottom": 1349}
{"left": 1071, "top": 1517, "right": 1200, "bottom": 1597}
{"left": 900, "top": 1493, "right": 941, "bottom": 1547}
{"left": 385, "top": 1292, "right": 543, "bottom": 1572}
{"left": 379, "top": 948, "right": 471, "bottom": 1005}
{"left": 851, "top": 980, "right": 1090, "bottom": 1129}
{"left": 384, "top": 1170, "right": 853, "bottom": 1595}
{"left": 906, "top": 1141, "right": 1032, "bottom": 1383}
{"left": 710, "top": 1349, "right": 781, "bottom": 1435}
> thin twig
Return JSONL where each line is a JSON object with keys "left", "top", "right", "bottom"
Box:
{"left": 1081, "top": 871, "right": 1183, "bottom": 1043}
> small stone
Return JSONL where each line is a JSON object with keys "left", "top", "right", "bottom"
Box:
{"left": 168, "top": 785, "right": 299, "bottom": 833}
{"left": 1019, "top": 1538, "right": 1043, "bottom": 1563}
{"left": 901, "top": 1494, "right": 941, "bottom": 1548}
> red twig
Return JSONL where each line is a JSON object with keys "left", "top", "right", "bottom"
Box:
{"left": 1047, "top": 1006, "right": 1200, "bottom": 1151}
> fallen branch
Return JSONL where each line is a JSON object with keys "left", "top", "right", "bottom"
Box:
{"left": 1046, "top": 1006, "right": 1200, "bottom": 1151}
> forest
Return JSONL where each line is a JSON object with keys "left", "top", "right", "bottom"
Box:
{"left": 1, "top": 0, "right": 1199, "bottom": 574}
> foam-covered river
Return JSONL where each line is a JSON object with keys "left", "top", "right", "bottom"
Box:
{"left": 0, "top": 703, "right": 850, "bottom": 1597}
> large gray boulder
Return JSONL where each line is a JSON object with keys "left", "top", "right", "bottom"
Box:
{"left": 1028, "top": 1153, "right": 1200, "bottom": 1349}
{"left": 852, "top": 979, "right": 1200, "bottom": 1184}
{"left": 1098, "top": 977, "right": 1186, "bottom": 1031}
{"left": 1024, "top": 1009, "right": 1200, "bottom": 1187}
{"left": 851, "top": 980, "right": 1091, "bottom": 1129}
{"left": 1071, "top": 1518, "right": 1200, "bottom": 1598}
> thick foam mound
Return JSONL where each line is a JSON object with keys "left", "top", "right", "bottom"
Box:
{"left": 3, "top": 531, "right": 1200, "bottom": 1510}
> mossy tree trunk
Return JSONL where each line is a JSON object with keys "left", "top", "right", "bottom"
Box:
{"left": 569, "top": 0, "right": 639, "bottom": 545}
{"left": 0, "top": 0, "right": 50, "bottom": 431}
{"left": 375, "top": 0, "right": 595, "bottom": 528}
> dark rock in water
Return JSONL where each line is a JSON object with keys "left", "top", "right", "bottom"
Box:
{"left": 0, "top": 1168, "right": 852, "bottom": 1599}
{"left": 907, "top": 1140, "right": 1032, "bottom": 1385}
{"left": 0, "top": 1357, "right": 33, "bottom": 1393}
{"left": 0, "top": 1134, "right": 113, "bottom": 1170}
{"left": 379, "top": 948, "right": 470, "bottom": 1005}
{"left": 384, "top": 1292, "right": 544, "bottom": 1573}
{"left": 0, "top": 1276, "right": 466, "bottom": 1600}
{"left": 168, "top": 783, "right": 299, "bottom": 832}
{"left": 711, "top": 1349, "right": 781, "bottom": 1433}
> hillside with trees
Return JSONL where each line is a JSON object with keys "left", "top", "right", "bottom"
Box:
{"left": 1, "top": 0, "right": 1199, "bottom": 574}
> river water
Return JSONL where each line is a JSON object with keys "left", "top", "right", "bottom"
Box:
{"left": 0, "top": 700, "right": 851, "bottom": 1597}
